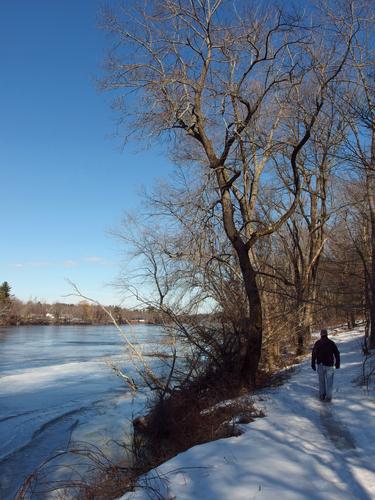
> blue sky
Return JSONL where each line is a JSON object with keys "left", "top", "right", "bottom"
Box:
{"left": 0, "top": 0, "right": 174, "bottom": 305}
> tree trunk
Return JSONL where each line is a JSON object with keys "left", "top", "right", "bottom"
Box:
{"left": 261, "top": 285, "right": 279, "bottom": 371}
{"left": 296, "top": 302, "right": 313, "bottom": 356}
{"left": 364, "top": 268, "right": 370, "bottom": 346}
{"left": 368, "top": 125, "right": 375, "bottom": 349}
{"left": 369, "top": 267, "right": 375, "bottom": 348}
{"left": 216, "top": 172, "right": 263, "bottom": 385}
{"left": 236, "top": 246, "right": 263, "bottom": 386}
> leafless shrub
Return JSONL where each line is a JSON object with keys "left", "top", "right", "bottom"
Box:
{"left": 17, "top": 379, "right": 264, "bottom": 499}
{"left": 16, "top": 441, "right": 134, "bottom": 500}
{"left": 133, "top": 373, "right": 265, "bottom": 470}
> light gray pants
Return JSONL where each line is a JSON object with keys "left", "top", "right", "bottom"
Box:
{"left": 317, "top": 364, "right": 334, "bottom": 399}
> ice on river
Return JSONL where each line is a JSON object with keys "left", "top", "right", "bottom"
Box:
{"left": 0, "top": 324, "right": 163, "bottom": 499}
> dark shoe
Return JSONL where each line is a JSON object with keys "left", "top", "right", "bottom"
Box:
{"left": 319, "top": 395, "right": 326, "bottom": 401}
{"left": 324, "top": 397, "right": 332, "bottom": 402}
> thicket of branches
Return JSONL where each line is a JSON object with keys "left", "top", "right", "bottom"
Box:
{"left": 99, "top": 0, "right": 375, "bottom": 394}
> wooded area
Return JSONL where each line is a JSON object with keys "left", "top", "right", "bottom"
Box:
{"left": 100, "top": 0, "right": 375, "bottom": 391}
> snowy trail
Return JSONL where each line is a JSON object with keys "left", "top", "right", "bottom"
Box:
{"left": 319, "top": 405, "right": 356, "bottom": 450}
{"left": 122, "top": 328, "right": 375, "bottom": 500}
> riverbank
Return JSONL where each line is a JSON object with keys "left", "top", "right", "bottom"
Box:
{"left": 120, "top": 327, "right": 375, "bottom": 499}
{"left": 1, "top": 318, "right": 156, "bottom": 326}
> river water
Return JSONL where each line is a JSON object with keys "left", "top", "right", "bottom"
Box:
{"left": 0, "top": 324, "right": 164, "bottom": 499}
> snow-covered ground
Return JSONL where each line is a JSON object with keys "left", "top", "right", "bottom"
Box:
{"left": 122, "top": 328, "right": 375, "bottom": 500}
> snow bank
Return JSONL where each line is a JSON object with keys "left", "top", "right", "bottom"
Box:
{"left": 121, "top": 328, "right": 375, "bottom": 500}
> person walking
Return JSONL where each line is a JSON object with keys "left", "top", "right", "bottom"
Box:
{"left": 311, "top": 329, "right": 340, "bottom": 402}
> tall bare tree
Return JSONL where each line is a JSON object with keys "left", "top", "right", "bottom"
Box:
{"left": 101, "top": 0, "right": 355, "bottom": 383}
{"left": 269, "top": 97, "right": 347, "bottom": 353}
{"left": 340, "top": 4, "right": 375, "bottom": 346}
{"left": 326, "top": 184, "right": 368, "bottom": 329}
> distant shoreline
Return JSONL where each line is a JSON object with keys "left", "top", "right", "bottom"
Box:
{"left": 0, "top": 319, "right": 157, "bottom": 327}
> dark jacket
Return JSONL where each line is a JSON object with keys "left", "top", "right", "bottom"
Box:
{"left": 311, "top": 337, "right": 340, "bottom": 369}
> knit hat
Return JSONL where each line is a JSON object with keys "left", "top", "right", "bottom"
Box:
{"left": 320, "top": 329, "right": 328, "bottom": 336}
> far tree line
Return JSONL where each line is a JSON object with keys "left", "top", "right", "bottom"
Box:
{"left": 0, "top": 282, "right": 160, "bottom": 326}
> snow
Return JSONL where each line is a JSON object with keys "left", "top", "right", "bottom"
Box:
{"left": 121, "top": 328, "right": 375, "bottom": 500}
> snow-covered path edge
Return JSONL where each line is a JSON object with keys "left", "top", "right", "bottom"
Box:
{"left": 121, "top": 328, "right": 375, "bottom": 500}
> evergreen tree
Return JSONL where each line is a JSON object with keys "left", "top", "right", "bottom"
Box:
{"left": 0, "top": 281, "right": 11, "bottom": 303}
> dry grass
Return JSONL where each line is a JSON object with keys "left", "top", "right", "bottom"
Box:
{"left": 16, "top": 442, "right": 142, "bottom": 500}
{"left": 133, "top": 375, "right": 264, "bottom": 472}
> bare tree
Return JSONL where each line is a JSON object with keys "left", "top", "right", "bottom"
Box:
{"left": 115, "top": 179, "right": 250, "bottom": 381}
{"left": 339, "top": 3, "right": 375, "bottom": 346}
{"left": 101, "top": 0, "right": 355, "bottom": 383}
{"left": 325, "top": 196, "right": 367, "bottom": 329}
{"left": 266, "top": 96, "right": 347, "bottom": 353}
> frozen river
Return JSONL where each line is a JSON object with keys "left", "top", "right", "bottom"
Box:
{"left": 0, "top": 324, "right": 164, "bottom": 499}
